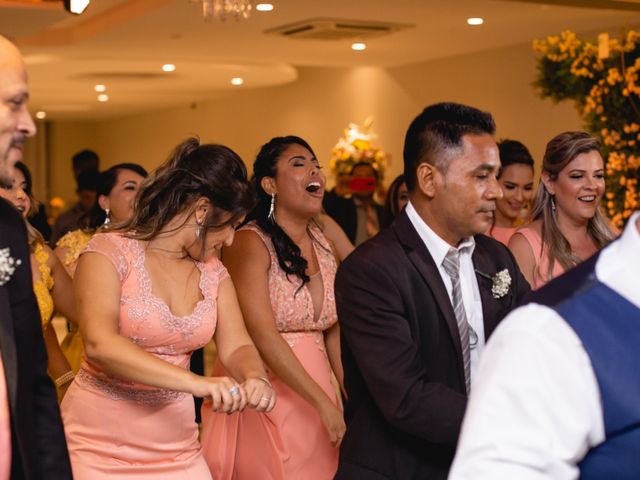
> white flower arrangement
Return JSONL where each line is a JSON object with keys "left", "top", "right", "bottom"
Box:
{"left": 0, "top": 248, "right": 21, "bottom": 286}
{"left": 476, "top": 268, "right": 512, "bottom": 299}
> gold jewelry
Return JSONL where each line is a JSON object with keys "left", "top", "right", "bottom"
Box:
{"left": 54, "top": 371, "right": 75, "bottom": 388}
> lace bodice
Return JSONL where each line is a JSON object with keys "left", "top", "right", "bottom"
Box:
{"left": 241, "top": 222, "right": 338, "bottom": 334}
{"left": 56, "top": 229, "right": 93, "bottom": 276}
{"left": 32, "top": 242, "right": 54, "bottom": 327}
{"left": 76, "top": 232, "right": 227, "bottom": 404}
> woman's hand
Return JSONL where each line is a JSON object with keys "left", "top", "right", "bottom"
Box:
{"left": 243, "top": 377, "right": 276, "bottom": 412}
{"left": 317, "top": 398, "right": 346, "bottom": 447}
{"left": 191, "top": 375, "right": 247, "bottom": 413}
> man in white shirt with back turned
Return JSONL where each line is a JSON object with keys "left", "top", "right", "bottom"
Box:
{"left": 449, "top": 210, "right": 640, "bottom": 480}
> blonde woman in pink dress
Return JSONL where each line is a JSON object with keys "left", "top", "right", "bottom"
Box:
{"left": 61, "top": 138, "right": 275, "bottom": 479}
{"left": 509, "top": 132, "right": 616, "bottom": 288}
{"left": 201, "top": 136, "right": 352, "bottom": 479}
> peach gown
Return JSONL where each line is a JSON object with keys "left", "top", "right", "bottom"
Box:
{"left": 200, "top": 222, "right": 341, "bottom": 480}
{"left": 61, "top": 233, "right": 225, "bottom": 479}
{"left": 515, "top": 227, "right": 565, "bottom": 289}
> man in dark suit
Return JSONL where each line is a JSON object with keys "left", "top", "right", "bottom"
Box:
{"left": 0, "top": 34, "right": 72, "bottom": 479}
{"left": 335, "top": 102, "right": 531, "bottom": 479}
{"left": 324, "top": 161, "right": 384, "bottom": 246}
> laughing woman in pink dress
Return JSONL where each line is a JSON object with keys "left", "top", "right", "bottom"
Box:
{"left": 201, "top": 135, "right": 350, "bottom": 479}
{"left": 61, "top": 138, "right": 274, "bottom": 479}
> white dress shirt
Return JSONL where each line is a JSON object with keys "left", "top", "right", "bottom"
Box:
{"left": 405, "top": 201, "right": 486, "bottom": 381}
{"left": 449, "top": 211, "right": 640, "bottom": 480}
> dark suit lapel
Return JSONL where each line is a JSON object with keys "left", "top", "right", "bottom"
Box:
{"left": 0, "top": 287, "right": 18, "bottom": 408}
{"left": 472, "top": 243, "right": 500, "bottom": 339}
{"left": 393, "top": 212, "right": 465, "bottom": 378}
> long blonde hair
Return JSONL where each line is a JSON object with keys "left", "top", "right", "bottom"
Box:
{"left": 530, "top": 131, "right": 615, "bottom": 282}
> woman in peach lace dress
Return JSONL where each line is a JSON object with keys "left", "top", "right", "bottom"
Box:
{"left": 509, "top": 132, "right": 616, "bottom": 288}
{"left": 61, "top": 139, "right": 274, "bottom": 479}
{"left": 55, "top": 163, "right": 148, "bottom": 373}
{"left": 201, "top": 136, "right": 352, "bottom": 479}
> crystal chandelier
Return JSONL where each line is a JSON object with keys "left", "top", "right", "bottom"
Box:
{"left": 192, "top": 0, "right": 254, "bottom": 21}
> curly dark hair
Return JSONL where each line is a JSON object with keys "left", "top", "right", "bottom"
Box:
{"left": 123, "top": 137, "right": 254, "bottom": 260}
{"left": 248, "top": 135, "right": 323, "bottom": 288}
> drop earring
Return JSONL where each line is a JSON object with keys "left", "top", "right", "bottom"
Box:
{"left": 268, "top": 193, "right": 275, "bottom": 223}
{"left": 550, "top": 195, "right": 557, "bottom": 212}
{"left": 103, "top": 208, "right": 110, "bottom": 227}
{"left": 195, "top": 218, "right": 202, "bottom": 241}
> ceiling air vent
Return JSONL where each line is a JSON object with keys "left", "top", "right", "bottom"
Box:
{"left": 265, "top": 18, "right": 413, "bottom": 41}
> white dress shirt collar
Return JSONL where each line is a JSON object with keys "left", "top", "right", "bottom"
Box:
{"left": 405, "top": 201, "right": 476, "bottom": 263}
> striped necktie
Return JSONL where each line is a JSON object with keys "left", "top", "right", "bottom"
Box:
{"left": 442, "top": 248, "right": 471, "bottom": 394}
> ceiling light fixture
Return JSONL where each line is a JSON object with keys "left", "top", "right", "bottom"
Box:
{"left": 35, "top": 111, "right": 46, "bottom": 120}
{"left": 94, "top": 84, "right": 106, "bottom": 92}
{"left": 256, "top": 3, "right": 273, "bottom": 11}
{"left": 351, "top": 42, "right": 367, "bottom": 51}
{"left": 97, "top": 94, "right": 109, "bottom": 102}
{"left": 193, "top": 0, "right": 254, "bottom": 21}
{"left": 467, "top": 17, "right": 484, "bottom": 26}
{"left": 231, "top": 77, "right": 244, "bottom": 86}
{"left": 162, "top": 64, "right": 176, "bottom": 72}
{"left": 64, "top": 0, "right": 90, "bottom": 15}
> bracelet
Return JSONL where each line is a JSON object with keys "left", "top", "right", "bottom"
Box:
{"left": 54, "top": 371, "right": 75, "bottom": 388}
{"left": 253, "top": 376, "right": 273, "bottom": 388}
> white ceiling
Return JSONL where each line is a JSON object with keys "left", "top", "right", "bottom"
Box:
{"left": 1, "top": 0, "right": 640, "bottom": 119}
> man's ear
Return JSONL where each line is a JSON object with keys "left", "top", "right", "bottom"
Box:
{"left": 97, "top": 194, "right": 109, "bottom": 212}
{"left": 416, "top": 162, "right": 439, "bottom": 199}
{"left": 540, "top": 172, "right": 555, "bottom": 195}
{"left": 261, "top": 176, "right": 276, "bottom": 196}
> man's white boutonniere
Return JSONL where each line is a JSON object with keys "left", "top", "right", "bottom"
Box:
{"left": 475, "top": 268, "right": 511, "bottom": 299}
{"left": 0, "top": 248, "right": 21, "bottom": 286}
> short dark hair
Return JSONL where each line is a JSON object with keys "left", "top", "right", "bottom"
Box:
{"left": 497, "top": 139, "right": 534, "bottom": 177}
{"left": 403, "top": 102, "right": 496, "bottom": 191}
{"left": 72, "top": 149, "right": 100, "bottom": 173}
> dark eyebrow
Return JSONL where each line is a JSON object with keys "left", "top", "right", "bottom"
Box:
{"left": 471, "top": 164, "right": 498, "bottom": 174}
{"left": 288, "top": 155, "right": 317, "bottom": 163}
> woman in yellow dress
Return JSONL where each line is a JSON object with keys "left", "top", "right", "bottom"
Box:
{"left": 0, "top": 162, "right": 77, "bottom": 399}
{"left": 55, "top": 163, "right": 148, "bottom": 371}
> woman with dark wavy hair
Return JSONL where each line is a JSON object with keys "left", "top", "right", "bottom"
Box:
{"left": 60, "top": 138, "right": 273, "bottom": 479}
{"left": 509, "top": 131, "right": 616, "bottom": 288}
{"left": 201, "top": 135, "right": 347, "bottom": 479}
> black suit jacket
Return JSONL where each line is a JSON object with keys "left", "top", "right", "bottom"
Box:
{"left": 323, "top": 190, "right": 384, "bottom": 244}
{"left": 334, "top": 210, "right": 530, "bottom": 480}
{"left": 0, "top": 199, "right": 71, "bottom": 479}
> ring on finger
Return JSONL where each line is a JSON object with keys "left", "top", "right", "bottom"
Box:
{"left": 260, "top": 396, "right": 270, "bottom": 402}
{"left": 229, "top": 385, "right": 240, "bottom": 397}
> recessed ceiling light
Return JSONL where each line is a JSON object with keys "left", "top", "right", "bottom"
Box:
{"left": 256, "top": 3, "right": 274, "bottom": 12}
{"left": 231, "top": 77, "right": 244, "bottom": 86}
{"left": 97, "top": 94, "right": 109, "bottom": 102}
{"left": 467, "top": 17, "right": 484, "bottom": 26}
{"left": 94, "top": 84, "right": 106, "bottom": 92}
{"left": 162, "top": 64, "right": 176, "bottom": 72}
{"left": 64, "top": 0, "right": 90, "bottom": 15}
{"left": 351, "top": 42, "right": 367, "bottom": 51}
{"left": 35, "top": 111, "right": 46, "bottom": 120}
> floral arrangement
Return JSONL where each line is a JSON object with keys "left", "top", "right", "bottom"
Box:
{"left": 533, "top": 29, "right": 640, "bottom": 227}
{"left": 476, "top": 268, "right": 511, "bottom": 299}
{"left": 329, "top": 117, "right": 389, "bottom": 182}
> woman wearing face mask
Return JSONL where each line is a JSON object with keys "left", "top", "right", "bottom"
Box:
{"left": 0, "top": 161, "right": 77, "bottom": 400}
{"left": 55, "top": 163, "right": 148, "bottom": 373}
{"left": 201, "top": 136, "right": 346, "bottom": 480}
{"left": 488, "top": 140, "right": 535, "bottom": 245}
{"left": 509, "top": 131, "right": 616, "bottom": 289}
{"left": 60, "top": 138, "right": 272, "bottom": 479}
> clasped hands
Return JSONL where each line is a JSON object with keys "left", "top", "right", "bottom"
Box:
{"left": 194, "top": 375, "right": 276, "bottom": 414}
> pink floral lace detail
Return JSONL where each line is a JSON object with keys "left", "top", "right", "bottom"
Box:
{"left": 79, "top": 233, "right": 226, "bottom": 402}
{"left": 241, "top": 222, "right": 338, "bottom": 345}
